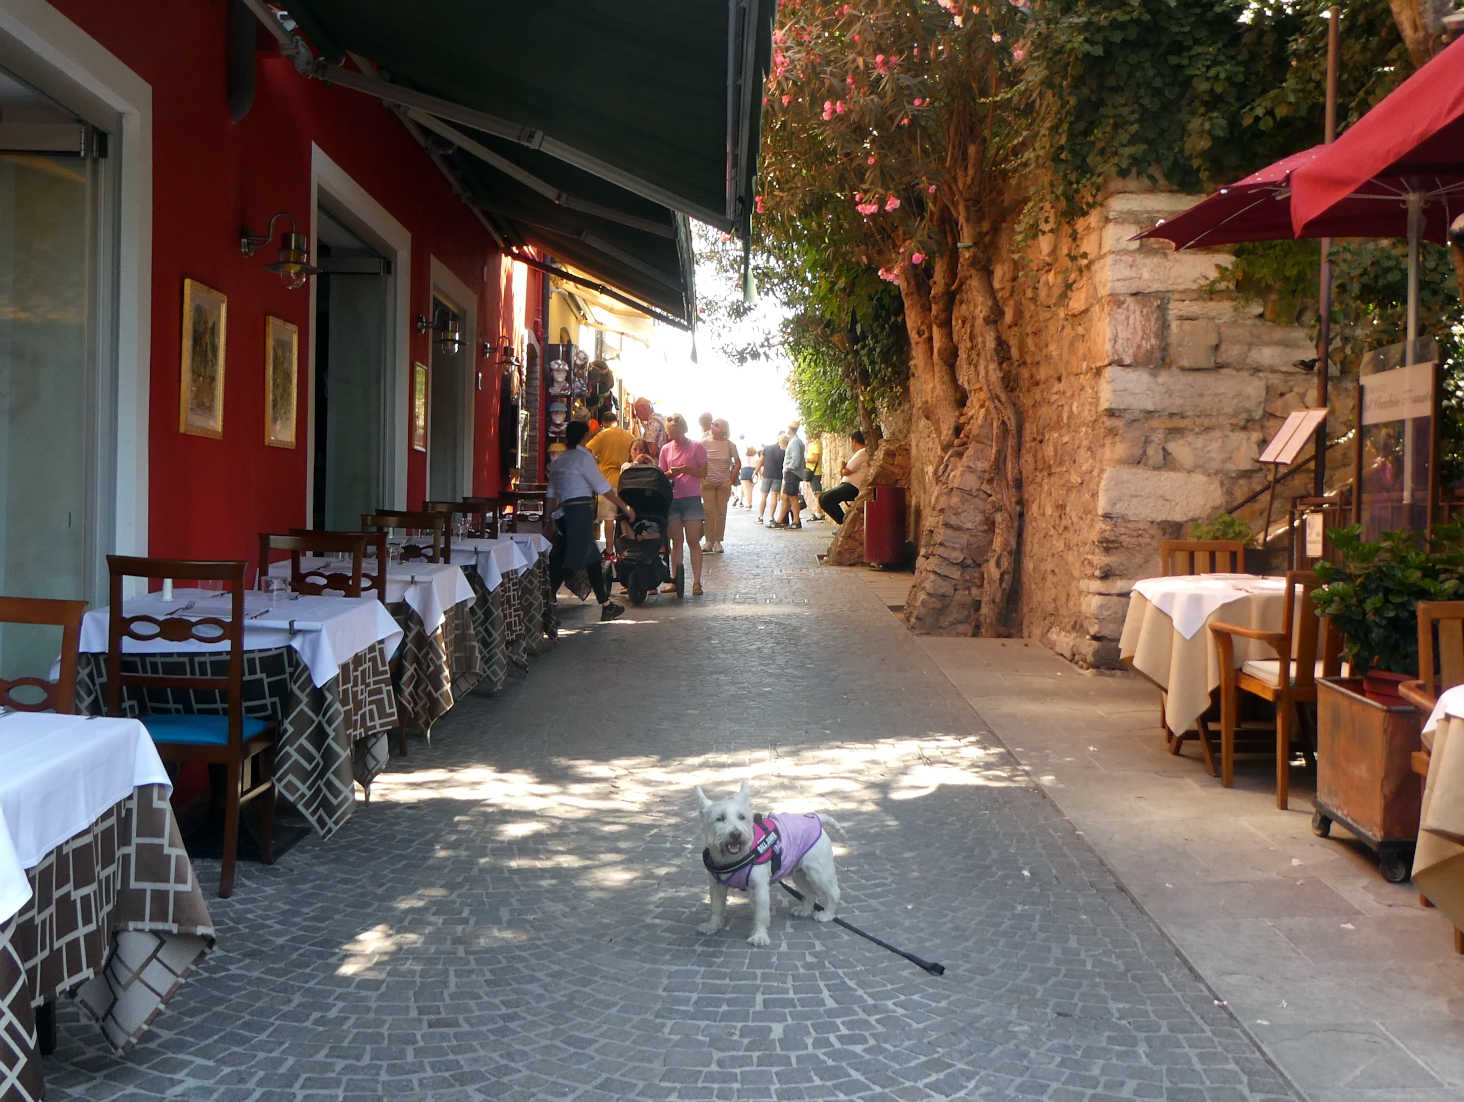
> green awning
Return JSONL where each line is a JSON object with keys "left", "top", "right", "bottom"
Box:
{"left": 273, "top": 1, "right": 773, "bottom": 235}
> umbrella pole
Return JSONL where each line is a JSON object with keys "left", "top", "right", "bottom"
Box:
{"left": 1313, "top": 6, "right": 1340, "bottom": 497}
{"left": 1403, "top": 194, "right": 1423, "bottom": 508}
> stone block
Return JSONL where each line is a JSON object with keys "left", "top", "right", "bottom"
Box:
{"left": 1170, "top": 318, "right": 1219, "bottom": 369}
{"left": 1214, "top": 321, "right": 1315, "bottom": 371}
{"left": 1082, "top": 593, "right": 1130, "bottom": 639}
{"left": 1102, "top": 365, "right": 1267, "bottom": 416}
{"left": 1097, "top": 468, "right": 1223, "bottom": 522}
{"left": 1098, "top": 248, "right": 1227, "bottom": 297}
{"left": 1164, "top": 429, "right": 1260, "bottom": 472}
{"left": 1106, "top": 296, "right": 1166, "bottom": 367}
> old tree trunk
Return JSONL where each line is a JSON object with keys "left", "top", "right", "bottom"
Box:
{"left": 899, "top": 200, "right": 1022, "bottom": 636}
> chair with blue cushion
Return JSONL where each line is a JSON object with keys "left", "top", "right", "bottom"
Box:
{"left": 104, "top": 556, "right": 276, "bottom": 898}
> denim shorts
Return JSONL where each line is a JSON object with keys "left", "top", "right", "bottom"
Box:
{"left": 758, "top": 477, "right": 779, "bottom": 494}
{"left": 668, "top": 495, "right": 706, "bottom": 521}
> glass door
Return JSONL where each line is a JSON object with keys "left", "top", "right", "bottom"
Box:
{"left": 0, "top": 69, "right": 103, "bottom": 682}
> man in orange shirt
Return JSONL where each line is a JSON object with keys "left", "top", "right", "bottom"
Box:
{"left": 588, "top": 418, "right": 635, "bottom": 547}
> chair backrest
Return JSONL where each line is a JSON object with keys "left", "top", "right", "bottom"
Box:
{"left": 1281, "top": 570, "right": 1322, "bottom": 691}
{"left": 289, "top": 529, "right": 388, "bottom": 602}
{"left": 259, "top": 531, "right": 366, "bottom": 598}
{"left": 1416, "top": 600, "right": 1464, "bottom": 702}
{"left": 1160, "top": 539, "right": 1245, "bottom": 576}
{"left": 460, "top": 497, "right": 500, "bottom": 538}
{"left": 105, "top": 556, "right": 248, "bottom": 742}
{"left": 0, "top": 595, "right": 87, "bottom": 713}
{"left": 361, "top": 511, "right": 448, "bottom": 563}
{"left": 422, "top": 499, "right": 489, "bottom": 544}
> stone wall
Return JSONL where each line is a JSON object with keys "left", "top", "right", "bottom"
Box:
{"left": 994, "top": 186, "right": 1331, "bottom": 668}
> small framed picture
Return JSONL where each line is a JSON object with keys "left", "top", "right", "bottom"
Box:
{"left": 264, "top": 315, "right": 298, "bottom": 448}
{"left": 179, "top": 278, "right": 227, "bottom": 438}
{"left": 411, "top": 362, "right": 429, "bottom": 451}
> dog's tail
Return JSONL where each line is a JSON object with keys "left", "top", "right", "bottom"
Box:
{"left": 819, "top": 814, "right": 845, "bottom": 838}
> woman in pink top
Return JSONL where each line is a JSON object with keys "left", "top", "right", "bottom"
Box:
{"left": 658, "top": 413, "right": 709, "bottom": 596}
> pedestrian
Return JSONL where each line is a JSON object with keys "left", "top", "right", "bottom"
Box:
{"left": 772, "top": 421, "right": 806, "bottom": 529}
{"left": 587, "top": 416, "right": 634, "bottom": 548}
{"left": 699, "top": 417, "right": 738, "bottom": 554}
{"left": 632, "top": 397, "right": 669, "bottom": 454}
{"left": 658, "top": 413, "right": 708, "bottom": 596}
{"left": 546, "top": 420, "right": 637, "bottom": 622}
{"left": 754, "top": 434, "right": 785, "bottom": 525}
{"left": 739, "top": 445, "right": 757, "bottom": 510}
{"left": 804, "top": 432, "right": 825, "bottom": 521}
{"left": 819, "top": 430, "right": 868, "bottom": 524}
{"left": 698, "top": 411, "right": 715, "bottom": 439}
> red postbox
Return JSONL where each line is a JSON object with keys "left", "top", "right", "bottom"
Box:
{"left": 864, "top": 485, "right": 906, "bottom": 566}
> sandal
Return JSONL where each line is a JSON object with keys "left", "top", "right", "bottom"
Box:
{"left": 660, "top": 582, "right": 679, "bottom": 594}
{"left": 692, "top": 583, "right": 704, "bottom": 596}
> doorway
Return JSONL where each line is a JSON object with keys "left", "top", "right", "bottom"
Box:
{"left": 0, "top": 65, "right": 113, "bottom": 682}
{"left": 427, "top": 296, "right": 467, "bottom": 501}
{"left": 311, "top": 208, "right": 391, "bottom": 530}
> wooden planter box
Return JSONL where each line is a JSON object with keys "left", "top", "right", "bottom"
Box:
{"left": 1314, "top": 676, "right": 1424, "bottom": 882}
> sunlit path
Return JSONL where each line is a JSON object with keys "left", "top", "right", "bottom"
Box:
{"left": 42, "top": 509, "right": 1297, "bottom": 1101}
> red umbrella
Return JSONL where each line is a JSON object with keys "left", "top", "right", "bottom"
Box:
{"left": 1136, "top": 147, "right": 1324, "bottom": 249}
{"left": 1290, "top": 34, "right": 1464, "bottom": 244}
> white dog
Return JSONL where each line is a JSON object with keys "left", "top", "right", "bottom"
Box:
{"left": 695, "top": 780, "right": 841, "bottom": 946}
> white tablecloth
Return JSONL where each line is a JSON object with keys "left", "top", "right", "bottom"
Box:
{"left": 1424, "top": 684, "right": 1464, "bottom": 736}
{"left": 77, "top": 589, "right": 402, "bottom": 689}
{"left": 266, "top": 561, "right": 473, "bottom": 636}
{"left": 448, "top": 538, "right": 530, "bottom": 591}
{"left": 0, "top": 713, "right": 169, "bottom": 924}
{"left": 506, "top": 532, "right": 552, "bottom": 562}
{"left": 1130, "top": 574, "right": 1288, "bottom": 639}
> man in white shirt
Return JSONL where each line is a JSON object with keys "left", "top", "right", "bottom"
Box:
{"left": 818, "top": 431, "right": 868, "bottom": 525}
{"left": 547, "top": 420, "right": 637, "bottom": 621}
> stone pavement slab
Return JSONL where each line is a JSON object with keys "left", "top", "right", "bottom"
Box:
{"left": 39, "top": 511, "right": 1303, "bottom": 1100}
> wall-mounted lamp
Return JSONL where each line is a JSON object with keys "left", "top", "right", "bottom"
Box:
{"left": 240, "top": 212, "right": 318, "bottom": 290}
{"left": 415, "top": 307, "right": 463, "bottom": 354}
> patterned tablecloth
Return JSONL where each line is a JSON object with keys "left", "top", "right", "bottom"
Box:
{"left": 75, "top": 643, "right": 397, "bottom": 838}
{"left": 387, "top": 599, "right": 483, "bottom": 739}
{"left": 1, "top": 785, "right": 213, "bottom": 1102}
{"left": 460, "top": 566, "right": 509, "bottom": 695}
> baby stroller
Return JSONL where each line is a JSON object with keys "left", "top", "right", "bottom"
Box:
{"left": 614, "top": 464, "right": 678, "bottom": 604}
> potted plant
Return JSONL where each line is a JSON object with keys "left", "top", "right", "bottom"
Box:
{"left": 1307, "top": 520, "right": 1464, "bottom": 880}
{"left": 1190, "top": 513, "right": 1284, "bottom": 574}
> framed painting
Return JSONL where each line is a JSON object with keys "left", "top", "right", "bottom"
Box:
{"left": 411, "top": 362, "right": 429, "bottom": 451}
{"left": 179, "top": 278, "right": 227, "bottom": 438}
{"left": 264, "top": 315, "right": 298, "bottom": 448}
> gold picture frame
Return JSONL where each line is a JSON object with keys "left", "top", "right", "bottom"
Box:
{"left": 411, "top": 362, "right": 429, "bottom": 451}
{"left": 179, "top": 278, "right": 227, "bottom": 438}
{"left": 264, "top": 315, "right": 298, "bottom": 448}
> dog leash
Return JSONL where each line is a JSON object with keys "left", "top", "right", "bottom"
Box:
{"left": 778, "top": 883, "right": 946, "bottom": 976}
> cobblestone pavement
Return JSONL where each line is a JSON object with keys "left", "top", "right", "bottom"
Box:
{"left": 43, "top": 509, "right": 1301, "bottom": 1101}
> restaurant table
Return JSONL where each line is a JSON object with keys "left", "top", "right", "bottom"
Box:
{"left": 266, "top": 560, "right": 483, "bottom": 739}
{"left": 1, "top": 712, "right": 214, "bottom": 1102}
{"left": 505, "top": 532, "right": 556, "bottom": 659}
{"left": 73, "top": 588, "right": 401, "bottom": 837}
{"left": 1413, "top": 686, "right": 1464, "bottom": 934}
{"left": 1119, "top": 573, "right": 1291, "bottom": 740}
{"left": 447, "top": 538, "right": 531, "bottom": 695}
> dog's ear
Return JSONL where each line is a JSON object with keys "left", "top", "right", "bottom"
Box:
{"left": 737, "top": 778, "right": 749, "bottom": 802}
{"left": 695, "top": 786, "right": 712, "bottom": 813}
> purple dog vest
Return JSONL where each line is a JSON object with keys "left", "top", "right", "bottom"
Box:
{"left": 704, "top": 813, "right": 824, "bottom": 890}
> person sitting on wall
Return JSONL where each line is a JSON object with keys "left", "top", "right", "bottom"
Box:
{"left": 819, "top": 431, "right": 868, "bottom": 525}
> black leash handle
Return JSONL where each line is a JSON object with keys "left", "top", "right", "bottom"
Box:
{"left": 779, "top": 883, "right": 945, "bottom": 976}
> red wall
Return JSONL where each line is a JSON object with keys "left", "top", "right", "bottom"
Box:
{"left": 50, "top": 0, "right": 530, "bottom": 566}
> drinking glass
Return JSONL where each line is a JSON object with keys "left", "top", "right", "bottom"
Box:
{"left": 261, "top": 577, "right": 289, "bottom": 608}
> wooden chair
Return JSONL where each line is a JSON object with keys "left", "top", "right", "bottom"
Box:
{"left": 1400, "top": 601, "right": 1464, "bottom": 954}
{"left": 1209, "top": 571, "right": 1325, "bottom": 809}
{"left": 258, "top": 531, "right": 368, "bottom": 598}
{"left": 0, "top": 596, "right": 87, "bottom": 713}
{"left": 361, "top": 510, "right": 449, "bottom": 563}
{"left": 1156, "top": 538, "right": 1248, "bottom": 770}
{"left": 105, "top": 556, "right": 276, "bottom": 898}
{"left": 460, "top": 497, "right": 501, "bottom": 538}
{"left": 1160, "top": 539, "right": 1245, "bottom": 576}
{"left": 288, "top": 529, "right": 388, "bottom": 603}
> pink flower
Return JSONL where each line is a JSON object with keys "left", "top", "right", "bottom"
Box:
{"left": 875, "top": 53, "right": 887, "bottom": 72}
{"left": 867, "top": 154, "right": 878, "bottom": 164}
{"left": 854, "top": 192, "right": 863, "bottom": 201}
{"left": 856, "top": 202, "right": 879, "bottom": 215}
{"left": 899, "top": 116, "right": 910, "bottom": 126}
{"left": 927, "top": 184, "right": 937, "bottom": 194}
{"left": 884, "top": 195, "right": 900, "bottom": 211}
{"left": 762, "top": 96, "right": 768, "bottom": 106}
{"left": 877, "top": 266, "right": 900, "bottom": 283}
{"left": 755, "top": 195, "right": 765, "bottom": 214}
{"left": 910, "top": 252, "right": 925, "bottom": 265}
{"left": 781, "top": 94, "right": 791, "bottom": 105}
{"left": 822, "top": 100, "right": 834, "bottom": 120}
{"left": 1012, "top": 48, "right": 1025, "bottom": 62}
{"left": 835, "top": 100, "right": 847, "bottom": 115}
{"left": 846, "top": 75, "right": 856, "bottom": 87}
{"left": 912, "top": 97, "right": 925, "bottom": 107}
